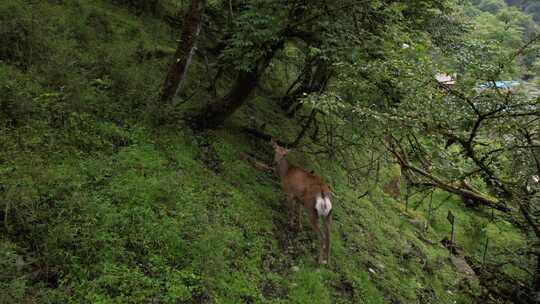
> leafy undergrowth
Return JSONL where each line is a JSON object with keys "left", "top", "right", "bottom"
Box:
{"left": 1, "top": 120, "right": 477, "bottom": 304}
{"left": 0, "top": 1, "right": 526, "bottom": 303}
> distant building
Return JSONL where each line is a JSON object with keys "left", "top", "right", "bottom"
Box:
{"left": 435, "top": 73, "right": 456, "bottom": 86}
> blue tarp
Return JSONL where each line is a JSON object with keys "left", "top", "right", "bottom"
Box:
{"left": 478, "top": 81, "right": 521, "bottom": 89}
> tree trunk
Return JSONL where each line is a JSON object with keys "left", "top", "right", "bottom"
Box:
{"left": 280, "top": 58, "right": 313, "bottom": 111}
{"left": 291, "top": 108, "right": 317, "bottom": 147}
{"left": 195, "top": 39, "right": 285, "bottom": 129}
{"left": 280, "top": 58, "right": 332, "bottom": 116}
{"left": 159, "top": 0, "right": 206, "bottom": 104}
{"left": 197, "top": 69, "right": 258, "bottom": 129}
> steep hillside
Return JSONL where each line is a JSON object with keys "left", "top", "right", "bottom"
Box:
{"left": 0, "top": 1, "right": 526, "bottom": 303}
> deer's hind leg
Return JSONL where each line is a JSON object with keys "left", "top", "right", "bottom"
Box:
{"left": 322, "top": 213, "right": 332, "bottom": 264}
{"left": 308, "top": 208, "right": 325, "bottom": 264}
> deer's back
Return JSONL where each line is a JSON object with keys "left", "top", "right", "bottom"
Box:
{"left": 283, "top": 166, "right": 329, "bottom": 203}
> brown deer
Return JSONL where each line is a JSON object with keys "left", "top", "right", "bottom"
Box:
{"left": 271, "top": 139, "right": 333, "bottom": 264}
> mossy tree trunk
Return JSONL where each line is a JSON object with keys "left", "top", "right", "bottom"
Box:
{"left": 194, "top": 39, "right": 285, "bottom": 129}
{"left": 159, "top": 0, "right": 206, "bottom": 104}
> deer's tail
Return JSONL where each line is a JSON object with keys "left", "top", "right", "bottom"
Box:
{"left": 315, "top": 191, "right": 332, "bottom": 217}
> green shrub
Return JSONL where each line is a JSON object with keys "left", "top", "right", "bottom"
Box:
{"left": 0, "top": 241, "right": 29, "bottom": 303}
{"left": 0, "top": 1, "right": 48, "bottom": 68}
{"left": 109, "top": 0, "right": 164, "bottom": 16}
{"left": 86, "top": 9, "right": 114, "bottom": 42}
{"left": 0, "top": 65, "right": 42, "bottom": 127}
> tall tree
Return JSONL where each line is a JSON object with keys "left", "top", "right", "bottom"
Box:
{"left": 192, "top": 0, "right": 292, "bottom": 128}
{"left": 196, "top": 39, "right": 285, "bottom": 129}
{"left": 159, "top": 0, "right": 206, "bottom": 105}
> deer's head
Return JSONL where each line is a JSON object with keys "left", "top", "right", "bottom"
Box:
{"left": 271, "top": 139, "right": 290, "bottom": 164}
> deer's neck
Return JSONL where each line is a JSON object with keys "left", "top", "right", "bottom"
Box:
{"left": 276, "top": 157, "right": 289, "bottom": 179}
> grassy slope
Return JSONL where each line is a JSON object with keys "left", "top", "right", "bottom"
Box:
{"left": 0, "top": 1, "right": 526, "bottom": 303}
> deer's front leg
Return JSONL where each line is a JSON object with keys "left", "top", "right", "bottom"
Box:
{"left": 286, "top": 194, "right": 295, "bottom": 228}
{"left": 297, "top": 203, "right": 303, "bottom": 231}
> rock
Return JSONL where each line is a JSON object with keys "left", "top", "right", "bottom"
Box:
{"left": 450, "top": 255, "right": 477, "bottom": 282}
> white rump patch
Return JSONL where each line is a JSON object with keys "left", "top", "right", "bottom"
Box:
{"left": 315, "top": 194, "right": 332, "bottom": 217}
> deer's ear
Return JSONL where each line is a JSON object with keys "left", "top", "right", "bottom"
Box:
{"left": 270, "top": 138, "right": 277, "bottom": 148}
